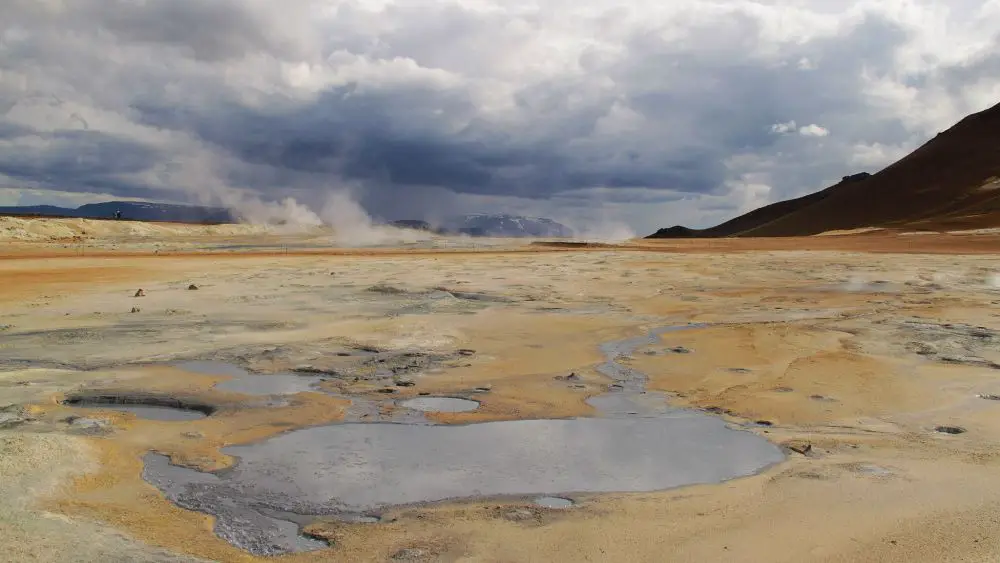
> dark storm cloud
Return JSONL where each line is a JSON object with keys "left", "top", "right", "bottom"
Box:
{"left": 114, "top": 12, "right": 908, "bottom": 201}
{"left": 0, "top": 128, "right": 160, "bottom": 193}
{"left": 1, "top": 0, "right": 999, "bottom": 231}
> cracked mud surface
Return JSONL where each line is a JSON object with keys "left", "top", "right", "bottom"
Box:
{"left": 2, "top": 230, "right": 1000, "bottom": 562}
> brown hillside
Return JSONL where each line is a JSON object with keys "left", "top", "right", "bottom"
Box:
{"left": 648, "top": 101, "right": 1000, "bottom": 238}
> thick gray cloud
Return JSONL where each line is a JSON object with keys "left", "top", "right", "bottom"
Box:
{"left": 1, "top": 0, "right": 999, "bottom": 232}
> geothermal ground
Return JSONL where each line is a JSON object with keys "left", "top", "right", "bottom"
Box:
{"left": 3, "top": 218, "right": 1000, "bottom": 562}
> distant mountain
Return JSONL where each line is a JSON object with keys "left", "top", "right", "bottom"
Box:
{"left": 647, "top": 100, "right": 1000, "bottom": 238}
{"left": 389, "top": 219, "right": 446, "bottom": 233}
{"left": 445, "top": 214, "right": 574, "bottom": 237}
{"left": 388, "top": 214, "right": 573, "bottom": 237}
{"left": 0, "top": 200, "right": 235, "bottom": 224}
{"left": 2, "top": 200, "right": 575, "bottom": 237}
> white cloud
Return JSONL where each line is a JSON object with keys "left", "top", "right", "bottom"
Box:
{"left": 798, "top": 124, "right": 830, "bottom": 137}
{"left": 770, "top": 120, "right": 798, "bottom": 134}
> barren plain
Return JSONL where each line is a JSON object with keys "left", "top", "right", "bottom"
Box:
{"left": 3, "top": 218, "right": 1000, "bottom": 563}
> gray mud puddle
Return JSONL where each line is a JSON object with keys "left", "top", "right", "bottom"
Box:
{"left": 175, "top": 361, "right": 324, "bottom": 396}
{"left": 398, "top": 396, "right": 480, "bottom": 412}
{"left": 143, "top": 323, "right": 785, "bottom": 556}
{"left": 534, "top": 496, "right": 574, "bottom": 509}
{"left": 73, "top": 404, "right": 207, "bottom": 421}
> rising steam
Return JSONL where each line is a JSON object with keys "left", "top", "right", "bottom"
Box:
{"left": 221, "top": 189, "right": 432, "bottom": 247}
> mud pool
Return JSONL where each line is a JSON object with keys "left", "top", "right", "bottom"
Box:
{"left": 175, "top": 361, "right": 325, "bottom": 396}
{"left": 141, "top": 325, "right": 786, "bottom": 555}
{"left": 535, "top": 496, "right": 574, "bottom": 509}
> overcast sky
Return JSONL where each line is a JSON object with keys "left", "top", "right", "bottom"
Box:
{"left": 2, "top": 0, "right": 999, "bottom": 233}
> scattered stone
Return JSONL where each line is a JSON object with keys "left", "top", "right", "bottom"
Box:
{"left": 130, "top": 307, "right": 141, "bottom": 313}
{"left": 391, "top": 548, "right": 428, "bottom": 561}
{"left": 0, "top": 407, "right": 30, "bottom": 429}
{"left": 187, "top": 284, "right": 199, "bottom": 290}
{"left": 473, "top": 385, "right": 492, "bottom": 393}
{"left": 457, "top": 349, "right": 476, "bottom": 356}
{"left": 65, "top": 416, "right": 112, "bottom": 433}
{"left": 367, "top": 283, "right": 409, "bottom": 295}
{"left": 418, "top": 392, "right": 431, "bottom": 396}
{"left": 773, "top": 387, "right": 794, "bottom": 393}
{"left": 667, "top": 346, "right": 692, "bottom": 354}
{"left": 555, "top": 372, "right": 581, "bottom": 382}
{"left": 810, "top": 394, "right": 838, "bottom": 402}
{"left": 292, "top": 366, "right": 339, "bottom": 376}
{"left": 978, "top": 394, "right": 1000, "bottom": 401}
{"left": 728, "top": 368, "right": 752, "bottom": 374}
{"left": 376, "top": 388, "right": 398, "bottom": 394}
{"left": 503, "top": 508, "right": 536, "bottom": 522}
{"left": 784, "top": 441, "right": 813, "bottom": 456}
{"left": 394, "top": 377, "right": 416, "bottom": 387}
{"left": 182, "top": 431, "right": 204, "bottom": 439}
{"left": 0, "top": 324, "right": 12, "bottom": 331}
{"left": 935, "top": 425, "right": 966, "bottom": 435}
{"left": 134, "top": 289, "right": 146, "bottom": 297}
{"left": 755, "top": 420, "right": 774, "bottom": 427}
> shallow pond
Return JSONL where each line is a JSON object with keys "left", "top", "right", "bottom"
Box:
{"left": 398, "top": 396, "right": 480, "bottom": 412}
{"left": 143, "top": 324, "right": 785, "bottom": 555}
{"left": 175, "top": 361, "right": 324, "bottom": 396}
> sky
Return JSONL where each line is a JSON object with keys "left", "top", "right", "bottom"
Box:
{"left": 1, "top": 0, "right": 999, "bottom": 235}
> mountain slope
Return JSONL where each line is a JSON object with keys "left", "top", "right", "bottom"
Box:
{"left": 648, "top": 101, "right": 1000, "bottom": 238}
{"left": 0, "top": 201, "right": 235, "bottom": 224}
{"left": 446, "top": 214, "right": 573, "bottom": 237}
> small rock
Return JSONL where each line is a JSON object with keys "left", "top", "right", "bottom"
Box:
{"left": 784, "top": 441, "right": 813, "bottom": 455}
{"left": 376, "top": 388, "right": 398, "bottom": 394}
{"left": 457, "top": 349, "right": 476, "bottom": 356}
{"left": 394, "top": 377, "right": 416, "bottom": 387}
{"left": 0, "top": 409, "right": 29, "bottom": 429}
{"left": 565, "top": 372, "right": 581, "bottom": 381}
{"left": 934, "top": 425, "right": 966, "bottom": 435}
{"left": 667, "top": 346, "right": 691, "bottom": 354}
{"left": 391, "top": 548, "right": 428, "bottom": 561}
{"left": 728, "top": 368, "right": 752, "bottom": 374}
{"left": 773, "top": 387, "right": 794, "bottom": 393}
{"left": 134, "top": 289, "right": 145, "bottom": 297}
{"left": 0, "top": 324, "right": 12, "bottom": 331}
{"left": 978, "top": 394, "right": 1000, "bottom": 401}
{"left": 67, "top": 417, "right": 111, "bottom": 432}
{"left": 503, "top": 508, "right": 536, "bottom": 522}
{"left": 187, "top": 284, "right": 199, "bottom": 290}
{"left": 810, "top": 394, "right": 838, "bottom": 402}
{"left": 755, "top": 420, "right": 774, "bottom": 427}
{"left": 130, "top": 306, "right": 141, "bottom": 313}
{"left": 182, "top": 431, "right": 204, "bottom": 439}
{"left": 473, "top": 385, "right": 492, "bottom": 393}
